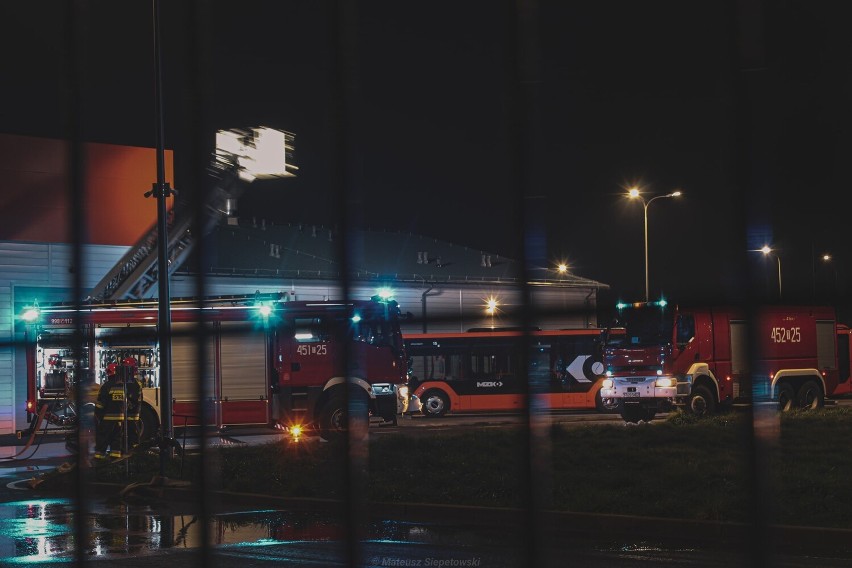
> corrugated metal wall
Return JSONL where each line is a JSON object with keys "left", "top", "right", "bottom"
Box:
{"left": 0, "top": 242, "right": 130, "bottom": 435}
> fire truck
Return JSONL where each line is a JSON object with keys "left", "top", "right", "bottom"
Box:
{"left": 23, "top": 293, "right": 407, "bottom": 440}
{"left": 598, "top": 300, "right": 852, "bottom": 422}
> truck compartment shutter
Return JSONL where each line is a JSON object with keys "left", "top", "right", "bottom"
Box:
{"left": 171, "top": 322, "right": 216, "bottom": 400}
{"left": 816, "top": 320, "right": 836, "bottom": 370}
{"left": 730, "top": 321, "right": 748, "bottom": 374}
{"left": 220, "top": 322, "right": 267, "bottom": 401}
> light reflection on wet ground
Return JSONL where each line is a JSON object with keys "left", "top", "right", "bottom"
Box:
{"left": 0, "top": 497, "right": 521, "bottom": 564}
{"left": 2, "top": 497, "right": 852, "bottom": 567}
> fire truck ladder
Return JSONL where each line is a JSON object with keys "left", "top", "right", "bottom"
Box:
{"left": 88, "top": 127, "right": 295, "bottom": 302}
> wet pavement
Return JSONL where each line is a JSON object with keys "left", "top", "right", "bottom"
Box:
{"left": 3, "top": 425, "right": 852, "bottom": 566}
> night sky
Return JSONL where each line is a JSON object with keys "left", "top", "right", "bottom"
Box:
{"left": 3, "top": 1, "right": 852, "bottom": 313}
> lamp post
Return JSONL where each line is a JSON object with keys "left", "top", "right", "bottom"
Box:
{"left": 819, "top": 253, "right": 837, "bottom": 300}
{"left": 760, "top": 245, "right": 782, "bottom": 299}
{"left": 628, "top": 188, "right": 682, "bottom": 302}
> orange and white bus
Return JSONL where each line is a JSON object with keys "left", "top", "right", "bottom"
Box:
{"left": 404, "top": 328, "right": 621, "bottom": 417}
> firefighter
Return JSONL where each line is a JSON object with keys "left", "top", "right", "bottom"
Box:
{"left": 119, "top": 356, "right": 143, "bottom": 451}
{"left": 95, "top": 357, "right": 143, "bottom": 459}
{"left": 93, "top": 363, "right": 118, "bottom": 459}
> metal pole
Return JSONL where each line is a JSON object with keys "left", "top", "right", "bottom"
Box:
{"left": 643, "top": 201, "right": 649, "bottom": 302}
{"left": 152, "top": 0, "right": 173, "bottom": 476}
{"left": 776, "top": 256, "right": 782, "bottom": 299}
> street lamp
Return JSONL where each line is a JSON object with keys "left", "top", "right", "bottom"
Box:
{"left": 759, "top": 245, "right": 782, "bottom": 299}
{"left": 627, "top": 187, "right": 682, "bottom": 302}
{"left": 485, "top": 297, "right": 498, "bottom": 329}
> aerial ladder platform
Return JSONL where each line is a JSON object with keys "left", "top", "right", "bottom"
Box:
{"left": 88, "top": 127, "right": 296, "bottom": 302}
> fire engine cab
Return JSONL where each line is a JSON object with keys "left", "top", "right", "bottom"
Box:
{"left": 599, "top": 300, "right": 852, "bottom": 422}
{"left": 23, "top": 293, "right": 408, "bottom": 440}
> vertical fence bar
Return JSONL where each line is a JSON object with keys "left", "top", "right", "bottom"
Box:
{"left": 64, "top": 0, "right": 91, "bottom": 564}
{"left": 331, "top": 2, "right": 362, "bottom": 566}
{"left": 732, "top": 0, "right": 774, "bottom": 566}
{"left": 187, "top": 2, "right": 213, "bottom": 564}
{"left": 505, "top": 0, "right": 543, "bottom": 565}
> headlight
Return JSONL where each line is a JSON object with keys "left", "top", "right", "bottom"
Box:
{"left": 398, "top": 385, "right": 409, "bottom": 398}
{"left": 605, "top": 370, "right": 613, "bottom": 377}
{"left": 602, "top": 379, "right": 614, "bottom": 389}
{"left": 655, "top": 377, "right": 676, "bottom": 388}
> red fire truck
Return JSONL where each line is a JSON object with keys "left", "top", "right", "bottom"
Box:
{"left": 23, "top": 293, "right": 407, "bottom": 440}
{"left": 598, "top": 300, "right": 852, "bottom": 422}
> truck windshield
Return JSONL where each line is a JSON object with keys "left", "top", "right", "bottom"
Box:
{"left": 613, "top": 306, "right": 673, "bottom": 347}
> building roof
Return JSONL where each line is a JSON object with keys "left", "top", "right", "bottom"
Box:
{"left": 188, "top": 218, "right": 609, "bottom": 290}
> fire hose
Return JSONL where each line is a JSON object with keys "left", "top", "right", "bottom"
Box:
{"left": 2, "top": 403, "right": 49, "bottom": 461}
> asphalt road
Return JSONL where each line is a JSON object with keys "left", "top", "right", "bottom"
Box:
{"left": 3, "top": 406, "right": 852, "bottom": 567}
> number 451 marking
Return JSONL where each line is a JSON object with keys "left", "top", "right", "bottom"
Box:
{"left": 296, "top": 344, "right": 328, "bottom": 356}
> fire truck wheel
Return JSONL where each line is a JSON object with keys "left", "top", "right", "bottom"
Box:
{"left": 796, "top": 380, "right": 824, "bottom": 410}
{"left": 595, "top": 389, "right": 621, "bottom": 413}
{"left": 420, "top": 390, "right": 449, "bottom": 418}
{"left": 319, "top": 395, "right": 348, "bottom": 440}
{"left": 688, "top": 385, "right": 716, "bottom": 417}
{"left": 777, "top": 383, "right": 796, "bottom": 412}
{"left": 318, "top": 393, "right": 369, "bottom": 441}
{"left": 620, "top": 405, "right": 644, "bottom": 423}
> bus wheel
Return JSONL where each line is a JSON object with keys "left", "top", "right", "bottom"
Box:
{"left": 420, "top": 390, "right": 449, "bottom": 418}
{"left": 777, "top": 383, "right": 796, "bottom": 412}
{"left": 139, "top": 405, "right": 159, "bottom": 443}
{"left": 688, "top": 385, "right": 715, "bottom": 417}
{"left": 796, "top": 380, "right": 824, "bottom": 410}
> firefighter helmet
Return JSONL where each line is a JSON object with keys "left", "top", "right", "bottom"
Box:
{"left": 122, "top": 357, "right": 138, "bottom": 375}
{"left": 106, "top": 363, "right": 118, "bottom": 376}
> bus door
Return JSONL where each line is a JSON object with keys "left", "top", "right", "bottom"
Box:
{"left": 460, "top": 339, "right": 520, "bottom": 411}
{"left": 550, "top": 334, "right": 601, "bottom": 407}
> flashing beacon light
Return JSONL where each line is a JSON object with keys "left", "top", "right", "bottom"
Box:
{"left": 21, "top": 305, "right": 40, "bottom": 323}
{"left": 657, "top": 298, "right": 668, "bottom": 308}
{"left": 351, "top": 314, "right": 362, "bottom": 323}
{"left": 257, "top": 304, "right": 273, "bottom": 317}
{"left": 376, "top": 287, "right": 394, "bottom": 300}
{"left": 616, "top": 302, "right": 628, "bottom": 310}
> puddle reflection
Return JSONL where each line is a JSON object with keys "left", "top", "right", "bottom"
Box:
{"left": 0, "top": 498, "right": 506, "bottom": 563}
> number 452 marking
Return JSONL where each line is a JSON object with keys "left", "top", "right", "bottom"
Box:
{"left": 770, "top": 327, "right": 801, "bottom": 343}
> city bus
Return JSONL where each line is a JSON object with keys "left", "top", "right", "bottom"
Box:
{"left": 404, "top": 328, "right": 621, "bottom": 416}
